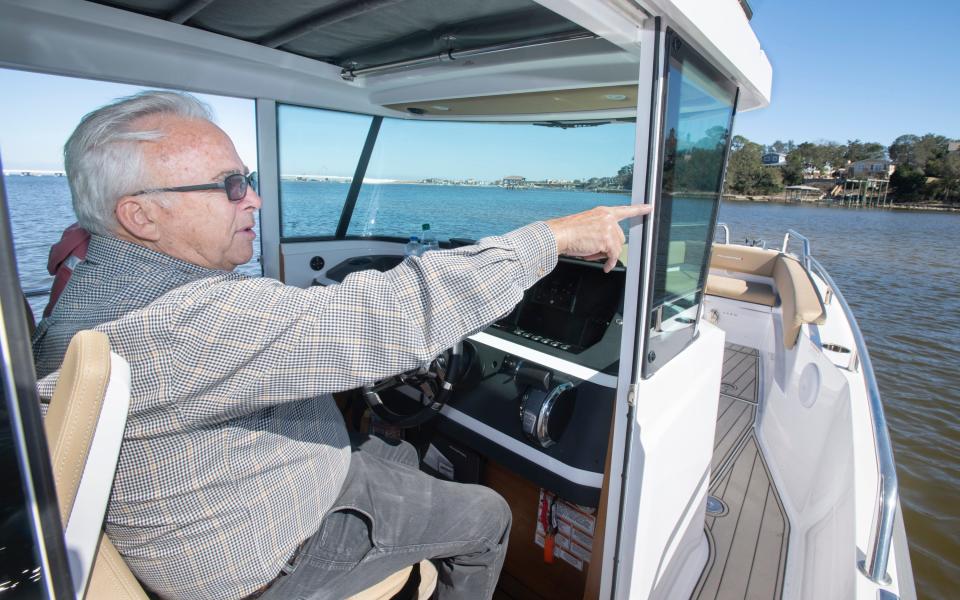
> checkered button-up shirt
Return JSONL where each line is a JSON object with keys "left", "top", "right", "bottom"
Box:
{"left": 33, "top": 222, "right": 557, "bottom": 600}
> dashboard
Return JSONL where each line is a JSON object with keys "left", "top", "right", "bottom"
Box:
{"left": 323, "top": 252, "right": 626, "bottom": 505}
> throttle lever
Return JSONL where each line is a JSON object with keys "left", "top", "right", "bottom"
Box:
{"left": 515, "top": 364, "right": 552, "bottom": 391}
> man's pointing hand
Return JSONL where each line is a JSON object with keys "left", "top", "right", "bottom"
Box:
{"left": 546, "top": 204, "right": 654, "bottom": 272}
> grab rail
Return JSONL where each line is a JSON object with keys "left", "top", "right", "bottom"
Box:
{"left": 22, "top": 287, "right": 50, "bottom": 299}
{"left": 715, "top": 222, "right": 730, "bottom": 245}
{"left": 782, "top": 229, "right": 812, "bottom": 271}
{"left": 809, "top": 256, "right": 898, "bottom": 585}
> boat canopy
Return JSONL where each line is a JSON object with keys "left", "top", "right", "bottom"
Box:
{"left": 0, "top": 0, "right": 772, "bottom": 117}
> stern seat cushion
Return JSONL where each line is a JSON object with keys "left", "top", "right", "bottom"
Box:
{"left": 705, "top": 274, "right": 776, "bottom": 307}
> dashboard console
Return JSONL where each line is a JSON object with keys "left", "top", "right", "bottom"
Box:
{"left": 325, "top": 252, "right": 626, "bottom": 506}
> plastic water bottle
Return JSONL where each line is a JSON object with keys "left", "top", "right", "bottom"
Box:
{"left": 404, "top": 236, "right": 421, "bottom": 257}
{"left": 420, "top": 223, "right": 439, "bottom": 253}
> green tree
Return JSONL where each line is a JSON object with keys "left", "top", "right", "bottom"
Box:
{"left": 781, "top": 153, "right": 805, "bottom": 186}
{"left": 889, "top": 165, "right": 927, "bottom": 202}
{"left": 730, "top": 134, "right": 748, "bottom": 152}
{"left": 845, "top": 139, "right": 886, "bottom": 163}
{"left": 616, "top": 162, "right": 634, "bottom": 190}
{"left": 821, "top": 142, "right": 847, "bottom": 173}
{"left": 935, "top": 153, "right": 960, "bottom": 203}
{"left": 755, "top": 164, "right": 784, "bottom": 194}
{"left": 888, "top": 134, "right": 921, "bottom": 167}
{"left": 724, "top": 137, "right": 783, "bottom": 195}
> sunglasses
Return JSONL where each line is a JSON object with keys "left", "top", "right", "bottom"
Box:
{"left": 131, "top": 172, "right": 258, "bottom": 202}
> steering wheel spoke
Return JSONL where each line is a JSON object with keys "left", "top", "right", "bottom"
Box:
{"left": 359, "top": 342, "right": 464, "bottom": 429}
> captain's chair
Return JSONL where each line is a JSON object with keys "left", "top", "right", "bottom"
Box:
{"left": 44, "top": 330, "right": 437, "bottom": 599}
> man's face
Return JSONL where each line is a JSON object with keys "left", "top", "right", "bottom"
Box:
{"left": 133, "top": 114, "right": 260, "bottom": 271}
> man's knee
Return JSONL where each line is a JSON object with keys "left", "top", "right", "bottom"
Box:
{"left": 469, "top": 485, "right": 512, "bottom": 545}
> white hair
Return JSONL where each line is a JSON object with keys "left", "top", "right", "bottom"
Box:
{"left": 63, "top": 90, "right": 213, "bottom": 236}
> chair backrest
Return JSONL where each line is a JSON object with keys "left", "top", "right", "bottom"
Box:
{"left": 43, "top": 330, "right": 146, "bottom": 599}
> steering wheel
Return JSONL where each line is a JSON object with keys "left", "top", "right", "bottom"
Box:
{"left": 360, "top": 343, "right": 464, "bottom": 428}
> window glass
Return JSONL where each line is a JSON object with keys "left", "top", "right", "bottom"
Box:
{"left": 0, "top": 383, "right": 48, "bottom": 598}
{"left": 345, "top": 119, "right": 636, "bottom": 241}
{"left": 0, "top": 69, "right": 260, "bottom": 322}
{"left": 277, "top": 105, "right": 373, "bottom": 239}
{"left": 644, "top": 32, "right": 738, "bottom": 376}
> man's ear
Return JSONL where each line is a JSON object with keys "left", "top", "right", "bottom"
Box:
{"left": 115, "top": 196, "right": 161, "bottom": 242}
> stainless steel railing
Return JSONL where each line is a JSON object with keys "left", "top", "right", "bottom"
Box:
{"left": 782, "top": 229, "right": 812, "bottom": 271}
{"left": 715, "top": 222, "right": 730, "bottom": 245}
{"left": 809, "top": 256, "right": 898, "bottom": 585}
{"left": 22, "top": 287, "right": 50, "bottom": 299}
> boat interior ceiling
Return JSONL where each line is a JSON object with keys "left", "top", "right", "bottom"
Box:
{"left": 90, "top": 0, "right": 592, "bottom": 71}
{"left": 1, "top": 1, "right": 771, "bottom": 119}
{"left": 81, "top": 0, "right": 639, "bottom": 120}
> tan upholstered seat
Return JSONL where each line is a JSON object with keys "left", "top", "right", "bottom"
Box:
{"left": 44, "top": 330, "right": 148, "bottom": 600}
{"left": 44, "top": 330, "right": 437, "bottom": 600}
{"left": 710, "top": 244, "right": 779, "bottom": 277}
{"left": 705, "top": 274, "right": 776, "bottom": 307}
{"left": 347, "top": 560, "right": 438, "bottom": 600}
{"left": 708, "top": 245, "right": 827, "bottom": 349}
{"left": 772, "top": 255, "right": 826, "bottom": 349}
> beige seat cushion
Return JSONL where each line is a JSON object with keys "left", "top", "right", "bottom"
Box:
{"left": 44, "top": 331, "right": 149, "bottom": 600}
{"left": 773, "top": 256, "right": 826, "bottom": 349}
{"left": 710, "top": 245, "right": 779, "bottom": 277}
{"left": 347, "top": 560, "right": 437, "bottom": 600}
{"left": 44, "top": 330, "right": 113, "bottom": 526}
{"left": 86, "top": 538, "right": 150, "bottom": 600}
{"left": 706, "top": 274, "right": 776, "bottom": 307}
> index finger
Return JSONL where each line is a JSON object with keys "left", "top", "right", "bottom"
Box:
{"left": 609, "top": 204, "right": 653, "bottom": 221}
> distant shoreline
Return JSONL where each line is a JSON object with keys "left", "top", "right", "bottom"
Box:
{"left": 722, "top": 194, "right": 960, "bottom": 213}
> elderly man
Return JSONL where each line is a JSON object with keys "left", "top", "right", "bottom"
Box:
{"left": 33, "top": 91, "right": 649, "bottom": 600}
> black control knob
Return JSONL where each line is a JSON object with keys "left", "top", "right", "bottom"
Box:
{"left": 516, "top": 364, "right": 551, "bottom": 391}
{"left": 519, "top": 381, "right": 576, "bottom": 448}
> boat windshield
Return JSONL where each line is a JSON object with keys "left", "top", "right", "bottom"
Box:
{"left": 277, "top": 105, "right": 636, "bottom": 242}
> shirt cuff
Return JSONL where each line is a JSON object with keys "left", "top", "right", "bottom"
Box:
{"left": 501, "top": 221, "right": 558, "bottom": 289}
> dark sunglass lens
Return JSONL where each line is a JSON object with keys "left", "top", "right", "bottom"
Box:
{"left": 225, "top": 173, "right": 247, "bottom": 201}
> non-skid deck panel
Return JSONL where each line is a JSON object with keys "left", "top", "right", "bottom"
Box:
{"left": 712, "top": 395, "right": 755, "bottom": 477}
{"left": 694, "top": 435, "right": 789, "bottom": 599}
{"left": 720, "top": 344, "right": 759, "bottom": 404}
{"left": 694, "top": 344, "right": 788, "bottom": 600}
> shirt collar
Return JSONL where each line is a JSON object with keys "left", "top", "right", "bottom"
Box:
{"left": 86, "top": 234, "right": 216, "bottom": 276}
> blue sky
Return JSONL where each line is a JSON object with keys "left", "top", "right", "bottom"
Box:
{"left": 1, "top": 0, "right": 957, "bottom": 177}
{"left": 0, "top": 70, "right": 258, "bottom": 172}
{"left": 735, "top": 0, "right": 960, "bottom": 146}
{"left": 277, "top": 104, "right": 636, "bottom": 180}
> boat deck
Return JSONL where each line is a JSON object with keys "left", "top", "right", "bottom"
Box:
{"left": 692, "top": 344, "right": 789, "bottom": 600}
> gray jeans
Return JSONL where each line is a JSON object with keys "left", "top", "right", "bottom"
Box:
{"left": 260, "top": 435, "right": 511, "bottom": 600}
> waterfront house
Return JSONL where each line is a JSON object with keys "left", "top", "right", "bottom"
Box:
{"left": 847, "top": 158, "right": 894, "bottom": 179}
{"left": 500, "top": 175, "right": 527, "bottom": 187}
{"left": 761, "top": 152, "right": 786, "bottom": 166}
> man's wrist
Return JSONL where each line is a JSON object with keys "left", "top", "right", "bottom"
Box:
{"left": 502, "top": 222, "right": 558, "bottom": 286}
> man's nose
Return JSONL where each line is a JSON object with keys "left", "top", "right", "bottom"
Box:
{"left": 242, "top": 186, "right": 262, "bottom": 210}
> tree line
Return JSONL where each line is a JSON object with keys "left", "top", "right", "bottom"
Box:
{"left": 723, "top": 134, "right": 960, "bottom": 203}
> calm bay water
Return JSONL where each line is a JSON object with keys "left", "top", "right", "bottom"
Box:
{"left": 5, "top": 177, "right": 958, "bottom": 598}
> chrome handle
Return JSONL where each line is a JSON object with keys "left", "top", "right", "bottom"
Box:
{"left": 782, "top": 229, "right": 812, "bottom": 271}
{"left": 715, "top": 222, "right": 730, "bottom": 245}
